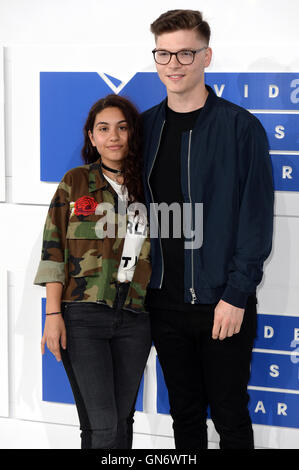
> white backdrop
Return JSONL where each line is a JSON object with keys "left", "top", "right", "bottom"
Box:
{"left": 0, "top": 46, "right": 4, "bottom": 202}
{"left": 0, "top": 269, "right": 8, "bottom": 417}
{"left": 1, "top": 0, "right": 299, "bottom": 449}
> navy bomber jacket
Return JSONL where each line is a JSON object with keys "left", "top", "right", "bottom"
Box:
{"left": 142, "top": 85, "right": 274, "bottom": 309}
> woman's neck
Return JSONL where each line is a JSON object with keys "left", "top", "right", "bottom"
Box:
{"left": 102, "top": 168, "right": 124, "bottom": 184}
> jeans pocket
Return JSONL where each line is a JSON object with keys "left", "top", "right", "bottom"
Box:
{"left": 66, "top": 313, "right": 114, "bottom": 342}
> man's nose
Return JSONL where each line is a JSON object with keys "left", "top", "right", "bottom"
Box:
{"left": 168, "top": 53, "right": 181, "bottom": 66}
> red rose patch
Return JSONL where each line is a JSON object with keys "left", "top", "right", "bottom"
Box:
{"left": 74, "top": 196, "right": 98, "bottom": 216}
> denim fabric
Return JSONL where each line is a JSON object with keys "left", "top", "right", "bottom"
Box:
{"left": 150, "top": 295, "right": 257, "bottom": 449}
{"left": 60, "top": 284, "right": 151, "bottom": 449}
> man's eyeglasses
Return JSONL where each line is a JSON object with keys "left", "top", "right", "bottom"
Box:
{"left": 152, "top": 47, "right": 208, "bottom": 65}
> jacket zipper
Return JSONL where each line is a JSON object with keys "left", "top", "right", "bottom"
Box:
{"left": 148, "top": 120, "right": 166, "bottom": 289}
{"left": 187, "top": 130, "right": 197, "bottom": 304}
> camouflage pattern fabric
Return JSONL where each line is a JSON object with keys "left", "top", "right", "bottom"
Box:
{"left": 34, "top": 160, "right": 151, "bottom": 312}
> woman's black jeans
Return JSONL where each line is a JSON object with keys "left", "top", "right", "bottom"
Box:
{"left": 60, "top": 283, "right": 151, "bottom": 449}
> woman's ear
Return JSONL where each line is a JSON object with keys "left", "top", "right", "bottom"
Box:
{"left": 88, "top": 130, "right": 96, "bottom": 147}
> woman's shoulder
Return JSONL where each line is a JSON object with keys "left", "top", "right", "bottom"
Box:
{"left": 60, "top": 163, "right": 91, "bottom": 184}
{"left": 54, "top": 163, "right": 92, "bottom": 200}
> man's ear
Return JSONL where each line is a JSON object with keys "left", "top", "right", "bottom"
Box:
{"left": 204, "top": 47, "right": 212, "bottom": 68}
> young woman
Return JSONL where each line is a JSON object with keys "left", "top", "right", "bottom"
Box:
{"left": 34, "top": 95, "right": 152, "bottom": 449}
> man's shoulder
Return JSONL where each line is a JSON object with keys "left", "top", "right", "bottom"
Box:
{"left": 141, "top": 100, "right": 165, "bottom": 123}
{"left": 214, "top": 94, "right": 265, "bottom": 134}
{"left": 215, "top": 94, "right": 252, "bottom": 118}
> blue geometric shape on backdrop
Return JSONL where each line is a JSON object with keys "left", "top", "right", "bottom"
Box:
{"left": 156, "top": 356, "right": 170, "bottom": 414}
{"left": 40, "top": 72, "right": 114, "bottom": 182}
{"left": 135, "top": 375, "right": 144, "bottom": 412}
{"left": 205, "top": 73, "right": 299, "bottom": 110}
{"left": 104, "top": 73, "right": 122, "bottom": 88}
{"left": 40, "top": 71, "right": 299, "bottom": 191}
{"left": 248, "top": 389, "right": 299, "bottom": 429}
{"left": 119, "top": 72, "right": 166, "bottom": 113}
{"left": 41, "top": 298, "right": 74, "bottom": 404}
{"left": 40, "top": 72, "right": 166, "bottom": 183}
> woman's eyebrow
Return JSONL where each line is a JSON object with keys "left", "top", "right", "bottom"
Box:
{"left": 95, "top": 120, "right": 128, "bottom": 127}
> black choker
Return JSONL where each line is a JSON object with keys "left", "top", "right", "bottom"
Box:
{"left": 101, "top": 162, "right": 123, "bottom": 174}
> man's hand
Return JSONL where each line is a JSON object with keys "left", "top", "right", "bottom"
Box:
{"left": 212, "top": 299, "right": 245, "bottom": 340}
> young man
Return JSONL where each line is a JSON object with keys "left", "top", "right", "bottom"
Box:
{"left": 142, "top": 10, "right": 274, "bottom": 449}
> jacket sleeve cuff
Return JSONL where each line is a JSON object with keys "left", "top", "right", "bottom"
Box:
{"left": 221, "top": 285, "right": 249, "bottom": 309}
{"left": 33, "top": 260, "right": 65, "bottom": 286}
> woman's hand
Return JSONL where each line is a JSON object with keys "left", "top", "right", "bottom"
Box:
{"left": 41, "top": 314, "right": 67, "bottom": 362}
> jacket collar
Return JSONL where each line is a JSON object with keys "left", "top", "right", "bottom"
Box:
{"left": 159, "top": 84, "right": 217, "bottom": 126}
{"left": 88, "top": 159, "right": 109, "bottom": 193}
{"left": 143, "top": 85, "right": 217, "bottom": 180}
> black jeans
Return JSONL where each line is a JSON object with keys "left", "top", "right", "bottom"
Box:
{"left": 150, "top": 295, "right": 257, "bottom": 449}
{"left": 60, "top": 284, "right": 151, "bottom": 449}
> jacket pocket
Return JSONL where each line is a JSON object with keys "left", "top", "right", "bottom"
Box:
{"left": 68, "top": 244, "right": 103, "bottom": 278}
{"left": 66, "top": 217, "right": 105, "bottom": 240}
{"left": 66, "top": 214, "right": 104, "bottom": 277}
{"left": 67, "top": 208, "right": 123, "bottom": 240}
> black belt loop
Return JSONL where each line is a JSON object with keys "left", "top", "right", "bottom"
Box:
{"left": 113, "top": 282, "right": 130, "bottom": 310}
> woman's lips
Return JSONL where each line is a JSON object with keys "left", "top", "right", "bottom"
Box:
{"left": 107, "top": 146, "right": 122, "bottom": 150}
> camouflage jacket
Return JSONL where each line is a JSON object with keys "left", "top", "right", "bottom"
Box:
{"left": 34, "top": 160, "right": 151, "bottom": 312}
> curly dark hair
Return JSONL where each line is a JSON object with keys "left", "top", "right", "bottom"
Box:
{"left": 81, "top": 94, "right": 144, "bottom": 203}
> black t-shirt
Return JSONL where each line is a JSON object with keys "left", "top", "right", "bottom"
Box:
{"left": 146, "top": 105, "right": 210, "bottom": 313}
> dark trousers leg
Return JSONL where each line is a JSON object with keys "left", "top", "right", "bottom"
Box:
{"left": 110, "top": 311, "right": 151, "bottom": 448}
{"left": 150, "top": 296, "right": 257, "bottom": 449}
{"left": 150, "top": 308, "right": 210, "bottom": 449}
{"left": 200, "top": 297, "right": 257, "bottom": 449}
{"left": 61, "top": 303, "right": 151, "bottom": 449}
